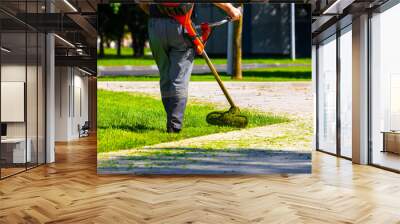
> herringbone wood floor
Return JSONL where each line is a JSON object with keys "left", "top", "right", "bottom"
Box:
{"left": 1, "top": 135, "right": 400, "bottom": 224}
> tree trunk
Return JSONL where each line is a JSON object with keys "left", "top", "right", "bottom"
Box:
{"left": 139, "top": 40, "right": 145, "bottom": 57}
{"left": 138, "top": 34, "right": 145, "bottom": 57}
{"left": 131, "top": 35, "right": 137, "bottom": 57}
{"left": 117, "top": 37, "right": 122, "bottom": 56}
{"left": 232, "top": 4, "right": 243, "bottom": 80}
{"left": 99, "top": 33, "right": 105, "bottom": 58}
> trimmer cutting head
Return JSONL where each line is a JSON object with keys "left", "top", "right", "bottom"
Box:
{"left": 206, "top": 107, "right": 248, "bottom": 128}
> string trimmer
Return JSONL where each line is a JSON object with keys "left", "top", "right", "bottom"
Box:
{"left": 171, "top": 7, "right": 248, "bottom": 128}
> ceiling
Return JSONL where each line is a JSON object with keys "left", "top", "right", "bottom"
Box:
{"left": 0, "top": 0, "right": 101, "bottom": 75}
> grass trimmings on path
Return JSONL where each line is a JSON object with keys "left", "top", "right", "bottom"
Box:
{"left": 98, "top": 90, "right": 289, "bottom": 153}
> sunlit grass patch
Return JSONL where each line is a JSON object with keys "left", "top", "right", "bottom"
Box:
{"left": 98, "top": 90, "right": 289, "bottom": 152}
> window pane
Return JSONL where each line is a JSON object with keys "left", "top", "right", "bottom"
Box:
{"left": 318, "top": 35, "right": 337, "bottom": 154}
{"left": 27, "top": 31, "right": 38, "bottom": 169}
{"left": 340, "top": 28, "right": 352, "bottom": 158}
{"left": 0, "top": 0, "right": 46, "bottom": 178}
{"left": 1, "top": 31, "right": 27, "bottom": 177}
{"left": 371, "top": 4, "right": 400, "bottom": 171}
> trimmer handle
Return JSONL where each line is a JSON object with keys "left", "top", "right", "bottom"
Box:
{"left": 194, "top": 6, "right": 243, "bottom": 29}
{"left": 177, "top": 6, "right": 243, "bottom": 55}
{"left": 196, "top": 18, "right": 229, "bottom": 29}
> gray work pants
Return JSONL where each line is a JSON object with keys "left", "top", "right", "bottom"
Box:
{"left": 148, "top": 18, "right": 195, "bottom": 130}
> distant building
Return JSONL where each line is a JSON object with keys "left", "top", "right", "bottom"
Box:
{"left": 193, "top": 4, "right": 311, "bottom": 58}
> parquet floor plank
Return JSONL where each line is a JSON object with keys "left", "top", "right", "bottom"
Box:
{"left": 0, "top": 136, "right": 399, "bottom": 223}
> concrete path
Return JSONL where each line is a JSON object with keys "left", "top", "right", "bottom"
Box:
{"left": 98, "top": 63, "right": 309, "bottom": 76}
{"left": 98, "top": 81, "right": 313, "bottom": 117}
{"left": 98, "top": 149, "right": 311, "bottom": 175}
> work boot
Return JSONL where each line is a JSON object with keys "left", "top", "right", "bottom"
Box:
{"left": 162, "top": 97, "right": 187, "bottom": 132}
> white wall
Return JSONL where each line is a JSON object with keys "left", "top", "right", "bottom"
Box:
{"left": 55, "top": 67, "right": 89, "bottom": 141}
{"left": 55, "top": 66, "right": 70, "bottom": 141}
{"left": 1, "top": 65, "right": 26, "bottom": 81}
{"left": 73, "top": 72, "right": 89, "bottom": 137}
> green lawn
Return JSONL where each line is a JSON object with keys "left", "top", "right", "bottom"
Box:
{"left": 100, "top": 47, "right": 153, "bottom": 58}
{"left": 97, "top": 47, "right": 311, "bottom": 67}
{"left": 98, "top": 66, "right": 311, "bottom": 82}
{"left": 98, "top": 90, "right": 289, "bottom": 153}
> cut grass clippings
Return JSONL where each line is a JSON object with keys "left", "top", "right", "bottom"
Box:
{"left": 98, "top": 90, "right": 289, "bottom": 153}
{"left": 98, "top": 66, "right": 311, "bottom": 82}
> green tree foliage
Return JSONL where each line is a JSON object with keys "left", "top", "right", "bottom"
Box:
{"left": 97, "top": 4, "right": 114, "bottom": 58}
{"left": 123, "top": 5, "right": 148, "bottom": 57}
{"left": 99, "top": 4, "right": 148, "bottom": 58}
{"left": 110, "top": 3, "right": 126, "bottom": 56}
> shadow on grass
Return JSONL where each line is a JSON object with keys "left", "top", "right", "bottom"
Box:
{"left": 106, "top": 124, "right": 159, "bottom": 133}
{"left": 98, "top": 147, "right": 312, "bottom": 175}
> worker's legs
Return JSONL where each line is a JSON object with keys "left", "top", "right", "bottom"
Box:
{"left": 161, "top": 97, "right": 188, "bottom": 132}
{"left": 148, "top": 18, "right": 194, "bottom": 132}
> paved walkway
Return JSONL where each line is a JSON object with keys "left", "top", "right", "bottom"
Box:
{"left": 98, "top": 148, "right": 311, "bottom": 175}
{"left": 98, "top": 63, "right": 309, "bottom": 76}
